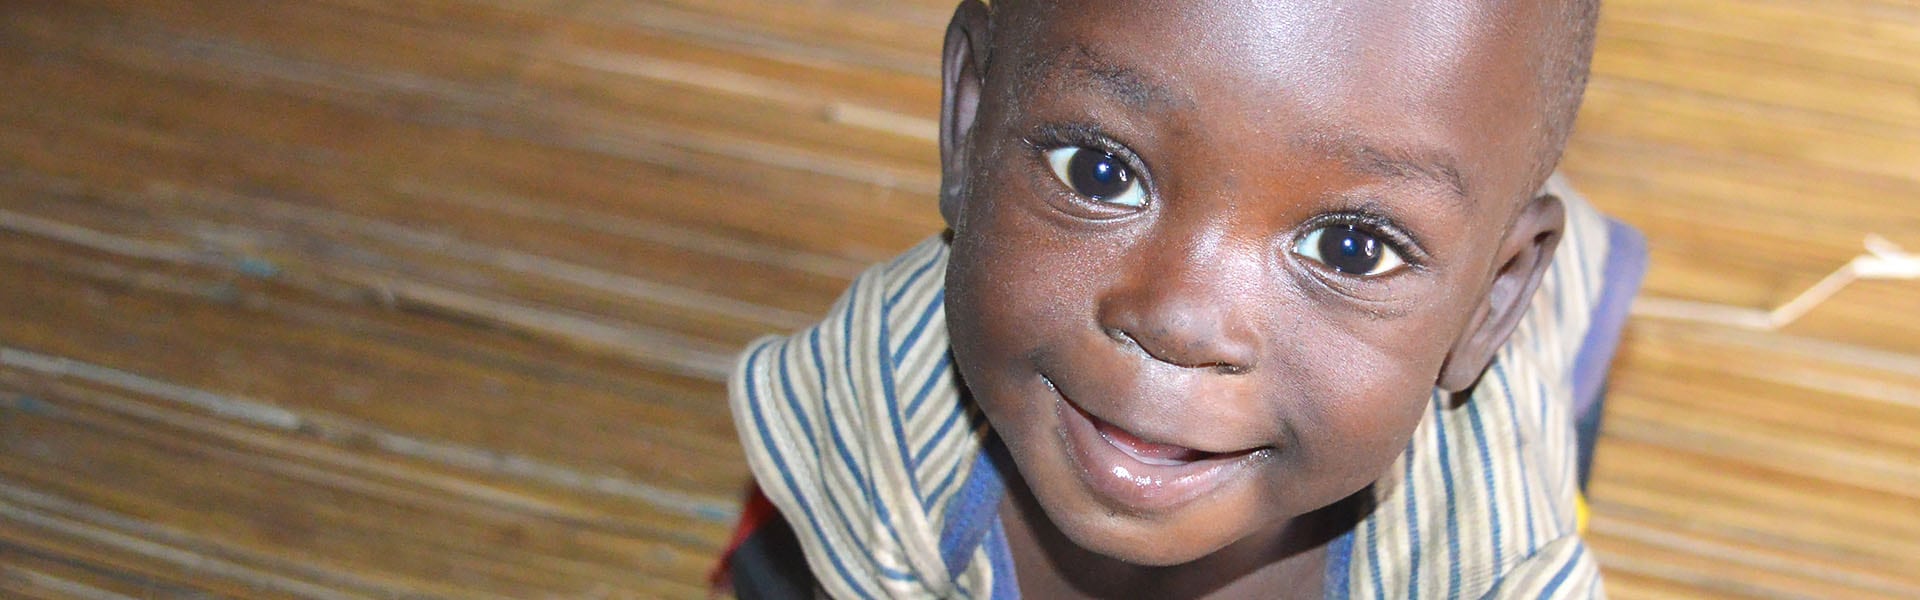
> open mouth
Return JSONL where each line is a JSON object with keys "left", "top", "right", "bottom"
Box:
{"left": 1075, "top": 401, "right": 1230, "bottom": 466}
{"left": 1044, "top": 375, "right": 1269, "bottom": 513}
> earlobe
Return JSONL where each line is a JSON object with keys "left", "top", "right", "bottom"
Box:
{"left": 939, "top": 0, "right": 991, "bottom": 229}
{"left": 1436, "top": 192, "right": 1567, "bottom": 393}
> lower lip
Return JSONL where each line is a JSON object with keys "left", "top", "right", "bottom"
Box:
{"left": 1052, "top": 383, "right": 1262, "bottom": 514}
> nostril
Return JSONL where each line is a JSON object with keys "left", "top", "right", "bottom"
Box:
{"left": 1106, "top": 326, "right": 1252, "bottom": 374}
{"left": 1209, "top": 362, "right": 1250, "bottom": 376}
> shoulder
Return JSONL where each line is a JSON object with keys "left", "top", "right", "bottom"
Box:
{"left": 1480, "top": 535, "right": 1605, "bottom": 599}
{"left": 729, "top": 236, "right": 1012, "bottom": 597}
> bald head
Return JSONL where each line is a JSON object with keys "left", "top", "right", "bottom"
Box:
{"left": 1529, "top": 0, "right": 1601, "bottom": 186}
{"left": 978, "top": 0, "right": 1600, "bottom": 199}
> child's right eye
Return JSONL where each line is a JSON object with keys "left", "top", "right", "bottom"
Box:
{"left": 1044, "top": 146, "right": 1146, "bottom": 209}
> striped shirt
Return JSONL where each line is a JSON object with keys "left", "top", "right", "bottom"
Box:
{"left": 731, "top": 176, "right": 1619, "bottom": 598}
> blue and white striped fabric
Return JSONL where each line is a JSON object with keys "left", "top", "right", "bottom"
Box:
{"left": 730, "top": 175, "right": 1617, "bottom": 598}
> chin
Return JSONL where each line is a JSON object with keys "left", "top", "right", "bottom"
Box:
{"left": 1069, "top": 523, "right": 1227, "bottom": 567}
{"left": 1036, "top": 485, "right": 1262, "bottom": 567}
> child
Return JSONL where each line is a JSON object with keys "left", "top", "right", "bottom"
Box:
{"left": 726, "top": 0, "right": 1633, "bottom": 596}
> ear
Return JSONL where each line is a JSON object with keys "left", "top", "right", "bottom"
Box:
{"left": 939, "top": 0, "right": 991, "bottom": 228}
{"left": 1436, "top": 190, "right": 1567, "bottom": 393}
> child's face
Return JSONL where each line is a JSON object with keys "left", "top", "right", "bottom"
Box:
{"left": 942, "top": 0, "right": 1567, "bottom": 566}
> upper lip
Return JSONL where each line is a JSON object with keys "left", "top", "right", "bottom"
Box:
{"left": 1043, "top": 374, "right": 1275, "bottom": 456}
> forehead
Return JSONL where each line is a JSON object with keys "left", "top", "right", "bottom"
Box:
{"left": 994, "top": 0, "right": 1548, "bottom": 203}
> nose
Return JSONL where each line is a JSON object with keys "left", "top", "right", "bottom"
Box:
{"left": 1096, "top": 239, "right": 1261, "bottom": 374}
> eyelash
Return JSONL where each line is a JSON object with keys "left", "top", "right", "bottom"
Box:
{"left": 1020, "top": 123, "right": 1429, "bottom": 269}
{"left": 1299, "top": 211, "right": 1430, "bottom": 270}
{"left": 1024, "top": 124, "right": 1154, "bottom": 192}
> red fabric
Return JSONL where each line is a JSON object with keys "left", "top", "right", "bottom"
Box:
{"left": 709, "top": 484, "right": 782, "bottom": 594}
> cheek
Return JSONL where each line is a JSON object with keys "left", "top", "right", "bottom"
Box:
{"left": 944, "top": 202, "right": 1086, "bottom": 405}
{"left": 947, "top": 218, "right": 1052, "bottom": 362}
{"left": 946, "top": 181, "right": 1116, "bottom": 365}
{"left": 1273, "top": 318, "right": 1454, "bottom": 499}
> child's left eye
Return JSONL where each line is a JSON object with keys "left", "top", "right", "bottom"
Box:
{"left": 1294, "top": 225, "right": 1408, "bottom": 277}
{"left": 1044, "top": 146, "right": 1146, "bottom": 208}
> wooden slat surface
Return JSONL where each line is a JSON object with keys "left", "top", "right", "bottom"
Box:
{"left": 0, "top": 0, "right": 1915, "bottom": 598}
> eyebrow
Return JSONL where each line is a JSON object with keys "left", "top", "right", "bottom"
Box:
{"left": 1024, "top": 43, "right": 1192, "bottom": 111}
{"left": 1023, "top": 45, "right": 1469, "bottom": 202}
{"left": 1345, "top": 143, "right": 1471, "bottom": 201}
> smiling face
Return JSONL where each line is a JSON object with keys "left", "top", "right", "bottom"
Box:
{"left": 939, "top": 0, "right": 1582, "bottom": 567}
